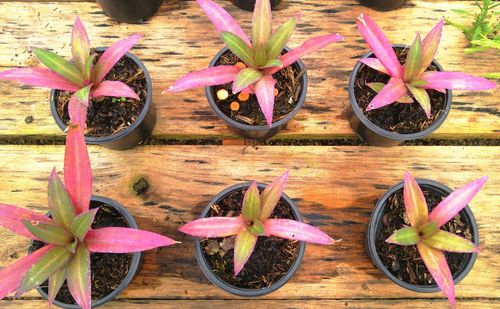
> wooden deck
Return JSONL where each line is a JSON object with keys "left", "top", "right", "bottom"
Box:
{"left": 0, "top": 0, "right": 498, "bottom": 308}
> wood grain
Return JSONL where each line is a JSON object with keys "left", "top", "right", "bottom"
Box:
{"left": 0, "top": 145, "right": 498, "bottom": 301}
{"left": 0, "top": 0, "right": 497, "bottom": 140}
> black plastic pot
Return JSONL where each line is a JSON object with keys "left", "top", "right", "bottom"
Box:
{"left": 96, "top": 0, "right": 163, "bottom": 24}
{"left": 195, "top": 182, "right": 306, "bottom": 296}
{"left": 232, "top": 0, "right": 282, "bottom": 11}
{"left": 33, "top": 196, "right": 144, "bottom": 308}
{"left": 366, "top": 179, "right": 479, "bottom": 293}
{"left": 50, "top": 47, "right": 156, "bottom": 150}
{"left": 359, "top": 0, "right": 407, "bottom": 11}
{"left": 205, "top": 47, "right": 308, "bottom": 140}
{"left": 347, "top": 45, "right": 452, "bottom": 147}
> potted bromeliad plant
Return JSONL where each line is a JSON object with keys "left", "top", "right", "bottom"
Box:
{"left": 165, "top": 0, "right": 343, "bottom": 139}
{"left": 0, "top": 17, "right": 155, "bottom": 150}
{"left": 179, "top": 171, "right": 337, "bottom": 296}
{"left": 0, "top": 90, "right": 177, "bottom": 308}
{"left": 366, "top": 171, "right": 487, "bottom": 306}
{"left": 348, "top": 14, "right": 497, "bottom": 146}
{"left": 96, "top": 0, "right": 163, "bottom": 24}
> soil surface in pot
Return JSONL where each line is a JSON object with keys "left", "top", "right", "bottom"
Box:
{"left": 55, "top": 50, "right": 147, "bottom": 138}
{"left": 354, "top": 47, "right": 446, "bottom": 134}
{"left": 375, "top": 188, "right": 473, "bottom": 285}
{"left": 201, "top": 188, "right": 299, "bottom": 289}
{"left": 31, "top": 201, "right": 133, "bottom": 304}
{"left": 212, "top": 50, "right": 303, "bottom": 126}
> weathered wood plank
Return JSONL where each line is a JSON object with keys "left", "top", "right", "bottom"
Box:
{"left": 0, "top": 1, "right": 497, "bottom": 139}
{"left": 0, "top": 146, "right": 498, "bottom": 300}
{"left": 1, "top": 298, "right": 498, "bottom": 308}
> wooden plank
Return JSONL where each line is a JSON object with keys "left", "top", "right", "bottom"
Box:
{"left": 0, "top": 145, "right": 498, "bottom": 300}
{"left": 0, "top": 1, "right": 497, "bottom": 139}
{"left": 1, "top": 298, "right": 498, "bottom": 308}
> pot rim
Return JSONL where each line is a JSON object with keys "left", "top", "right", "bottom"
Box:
{"left": 204, "top": 47, "right": 308, "bottom": 133}
{"left": 348, "top": 44, "right": 453, "bottom": 141}
{"left": 35, "top": 195, "right": 144, "bottom": 308}
{"left": 366, "top": 178, "right": 479, "bottom": 293}
{"left": 194, "top": 182, "right": 306, "bottom": 297}
{"left": 50, "top": 47, "right": 153, "bottom": 144}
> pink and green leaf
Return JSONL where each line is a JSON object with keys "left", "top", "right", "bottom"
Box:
{"left": 254, "top": 75, "right": 276, "bottom": 127}
{"left": 0, "top": 245, "right": 53, "bottom": 299}
{"left": 417, "top": 242, "right": 455, "bottom": 306}
{"left": 232, "top": 68, "right": 262, "bottom": 94}
{"left": 234, "top": 229, "right": 258, "bottom": 276}
{"left": 420, "top": 72, "right": 497, "bottom": 91}
{"left": 220, "top": 32, "right": 256, "bottom": 67}
{"left": 260, "top": 171, "right": 289, "bottom": 220}
{"left": 0, "top": 204, "right": 52, "bottom": 239}
{"left": 22, "top": 221, "right": 73, "bottom": 246}
{"left": 71, "top": 17, "right": 91, "bottom": 73}
{"left": 85, "top": 227, "right": 177, "bottom": 253}
{"left": 422, "top": 230, "right": 479, "bottom": 253}
{"left": 366, "top": 77, "right": 407, "bottom": 111}
{"left": 246, "top": 219, "right": 266, "bottom": 236}
{"left": 356, "top": 14, "right": 403, "bottom": 78}
{"left": 254, "top": 47, "right": 268, "bottom": 67}
{"left": 196, "top": 0, "right": 251, "bottom": 46}
{"left": 260, "top": 59, "right": 282, "bottom": 69}
{"left": 403, "top": 34, "right": 422, "bottom": 81}
{"left": 16, "top": 246, "right": 72, "bottom": 297}
{"left": 178, "top": 216, "right": 244, "bottom": 237}
{"left": 428, "top": 176, "right": 488, "bottom": 228}
{"left": 403, "top": 171, "right": 428, "bottom": 228}
{"left": 0, "top": 67, "right": 81, "bottom": 92}
{"left": 242, "top": 181, "right": 261, "bottom": 221}
{"left": 71, "top": 208, "right": 98, "bottom": 242}
{"left": 164, "top": 65, "right": 241, "bottom": 93}
{"left": 93, "top": 34, "right": 142, "bottom": 84}
{"left": 48, "top": 168, "right": 76, "bottom": 230}
{"left": 420, "top": 19, "right": 444, "bottom": 75}
{"left": 48, "top": 268, "right": 66, "bottom": 306}
{"left": 266, "top": 17, "right": 297, "bottom": 60}
{"left": 359, "top": 58, "right": 389, "bottom": 75}
{"left": 406, "top": 84, "right": 431, "bottom": 118}
{"left": 270, "top": 33, "right": 343, "bottom": 74}
{"left": 83, "top": 54, "right": 97, "bottom": 82}
{"left": 386, "top": 226, "right": 419, "bottom": 245}
{"left": 32, "top": 47, "right": 84, "bottom": 86}
{"left": 252, "top": 0, "right": 272, "bottom": 49}
{"left": 264, "top": 219, "right": 336, "bottom": 245}
{"left": 92, "top": 80, "right": 139, "bottom": 100}
{"left": 66, "top": 244, "right": 91, "bottom": 309}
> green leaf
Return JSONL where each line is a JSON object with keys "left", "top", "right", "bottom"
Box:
{"left": 485, "top": 72, "right": 500, "bottom": 79}
{"left": 451, "top": 9, "right": 474, "bottom": 16}
{"left": 254, "top": 47, "right": 268, "bottom": 67}
{"left": 232, "top": 68, "right": 262, "bottom": 93}
{"left": 367, "top": 82, "right": 386, "bottom": 93}
{"left": 16, "top": 246, "right": 72, "bottom": 297}
{"left": 260, "top": 59, "right": 282, "bottom": 69}
{"left": 471, "top": 38, "right": 500, "bottom": 49}
{"left": 32, "top": 48, "right": 84, "bottom": 86}
{"left": 71, "top": 209, "right": 98, "bottom": 242}
{"left": 220, "top": 32, "right": 256, "bottom": 67}
{"left": 48, "top": 168, "right": 76, "bottom": 230}
{"left": 252, "top": 0, "right": 272, "bottom": 49}
{"left": 419, "top": 221, "right": 438, "bottom": 238}
{"left": 233, "top": 229, "right": 258, "bottom": 276}
{"left": 84, "top": 53, "right": 97, "bottom": 82}
{"left": 386, "top": 227, "right": 419, "bottom": 245}
{"left": 246, "top": 219, "right": 266, "bottom": 236}
{"left": 266, "top": 17, "right": 296, "bottom": 60}
{"left": 48, "top": 268, "right": 66, "bottom": 305}
{"left": 67, "top": 239, "right": 78, "bottom": 253}
{"left": 241, "top": 181, "right": 260, "bottom": 221}
{"left": 422, "top": 230, "right": 480, "bottom": 253}
{"left": 407, "top": 85, "right": 431, "bottom": 118}
{"left": 22, "top": 221, "right": 73, "bottom": 246}
{"left": 66, "top": 243, "right": 91, "bottom": 309}
{"left": 403, "top": 34, "right": 423, "bottom": 81}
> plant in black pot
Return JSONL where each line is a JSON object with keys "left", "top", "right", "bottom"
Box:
{"left": 0, "top": 17, "right": 156, "bottom": 150}
{"left": 0, "top": 109, "right": 177, "bottom": 308}
{"left": 96, "top": 0, "right": 163, "bottom": 24}
{"left": 232, "top": 0, "right": 281, "bottom": 11}
{"left": 165, "top": 0, "right": 343, "bottom": 139}
{"left": 348, "top": 14, "right": 496, "bottom": 146}
{"left": 178, "top": 172, "right": 337, "bottom": 296}
{"left": 366, "top": 171, "right": 487, "bottom": 307}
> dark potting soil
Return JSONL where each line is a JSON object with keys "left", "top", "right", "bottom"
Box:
{"left": 354, "top": 47, "right": 446, "bottom": 134}
{"left": 201, "top": 188, "right": 299, "bottom": 289}
{"left": 30, "top": 201, "right": 133, "bottom": 304}
{"left": 375, "top": 188, "right": 473, "bottom": 285}
{"left": 212, "top": 50, "right": 304, "bottom": 126}
{"left": 55, "top": 50, "right": 147, "bottom": 138}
